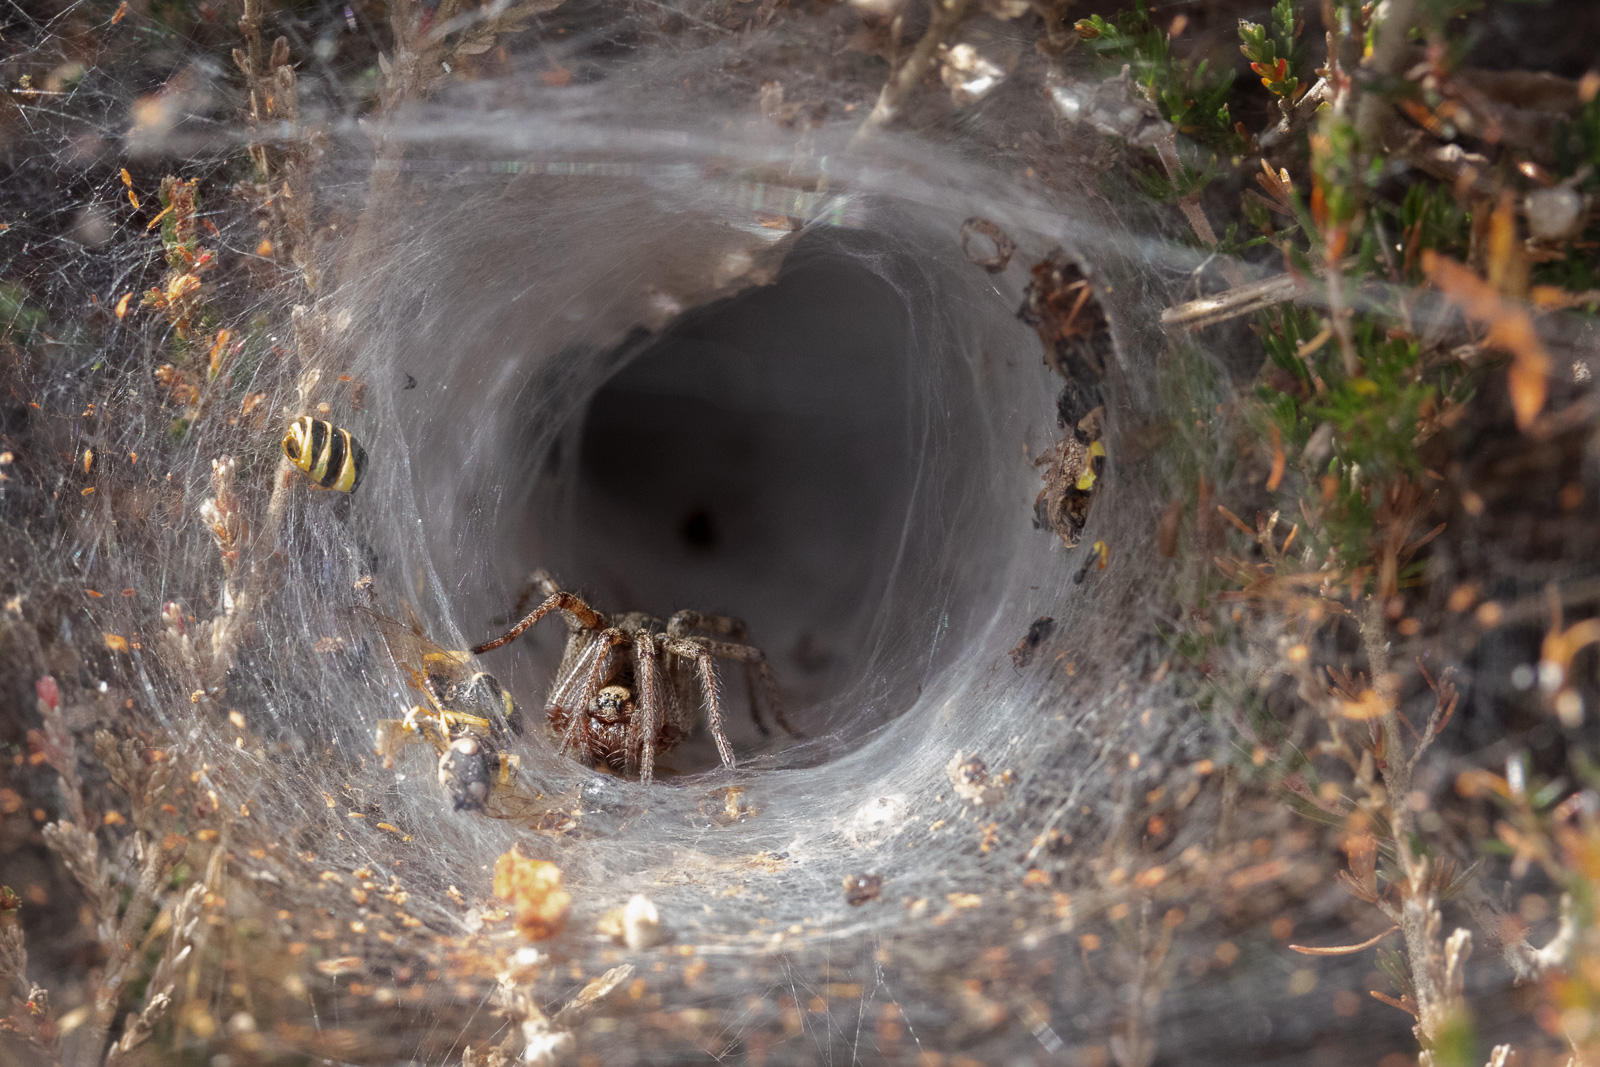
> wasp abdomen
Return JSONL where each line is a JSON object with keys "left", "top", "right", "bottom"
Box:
{"left": 282, "top": 416, "right": 367, "bottom": 493}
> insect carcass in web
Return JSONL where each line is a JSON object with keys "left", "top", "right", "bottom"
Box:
{"left": 1035, "top": 402, "right": 1106, "bottom": 550}
{"left": 282, "top": 416, "right": 368, "bottom": 493}
{"left": 1008, "top": 616, "right": 1055, "bottom": 669}
{"left": 368, "top": 609, "right": 522, "bottom": 811}
{"left": 1017, "top": 248, "right": 1112, "bottom": 391}
{"left": 471, "top": 571, "right": 798, "bottom": 785}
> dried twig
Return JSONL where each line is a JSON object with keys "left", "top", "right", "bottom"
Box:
{"left": 1289, "top": 925, "right": 1399, "bottom": 955}
{"left": 1408, "top": 664, "right": 1458, "bottom": 772}
{"left": 1106, "top": 901, "right": 1176, "bottom": 1067}
{"left": 235, "top": 0, "right": 321, "bottom": 289}
{"left": 1160, "top": 256, "right": 1363, "bottom": 329}
{"left": 1152, "top": 132, "right": 1247, "bottom": 288}
{"left": 1, "top": 894, "right": 62, "bottom": 1067}
{"left": 1356, "top": 600, "right": 1477, "bottom": 1049}
{"left": 29, "top": 672, "right": 198, "bottom": 1067}
{"left": 199, "top": 457, "right": 297, "bottom": 693}
{"left": 484, "top": 962, "right": 635, "bottom": 1066}
{"left": 103, "top": 880, "right": 202, "bottom": 1063}
{"left": 851, "top": 0, "right": 972, "bottom": 144}
{"left": 1161, "top": 269, "right": 1308, "bottom": 330}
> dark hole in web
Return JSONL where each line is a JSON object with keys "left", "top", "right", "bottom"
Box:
{"left": 677, "top": 507, "right": 718, "bottom": 551}
{"left": 537, "top": 234, "right": 920, "bottom": 764}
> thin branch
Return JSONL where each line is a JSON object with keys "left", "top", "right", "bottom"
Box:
{"left": 851, "top": 0, "right": 972, "bottom": 145}
{"left": 1161, "top": 269, "right": 1307, "bottom": 329}
{"left": 1408, "top": 664, "right": 1458, "bottom": 772}
{"left": 202, "top": 458, "right": 296, "bottom": 692}
{"left": 1161, "top": 256, "right": 1362, "bottom": 329}
{"left": 1153, "top": 132, "right": 1247, "bottom": 288}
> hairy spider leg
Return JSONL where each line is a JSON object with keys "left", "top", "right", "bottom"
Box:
{"left": 555, "top": 699, "right": 589, "bottom": 761}
{"left": 631, "top": 633, "right": 663, "bottom": 785}
{"left": 471, "top": 590, "right": 607, "bottom": 654}
{"left": 662, "top": 637, "right": 736, "bottom": 769}
{"left": 576, "top": 628, "right": 630, "bottom": 714}
{"left": 666, "top": 609, "right": 747, "bottom": 640}
{"left": 498, "top": 569, "right": 563, "bottom": 625}
{"left": 667, "top": 610, "right": 767, "bottom": 735}
{"left": 552, "top": 628, "right": 627, "bottom": 764}
{"left": 667, "top": 612, "right": 800, "bottom": 740}
{"left": 702, "top": 638, "right": 801, "bottom": 740}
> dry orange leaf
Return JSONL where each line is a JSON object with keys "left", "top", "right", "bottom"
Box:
{"left": 103, "top": 633, "right": 130, "bottom": 652}
{"left": 1266, "top": 423, "right": 1285, "bottom": 492}
{"left": 207, "top": 328, "right": 233, "bottom": 379}
{"left": 1216, "top": 504, "right": 1254, "bottom": 536}
{"left": 493, "top": 849, "right": 570, "bottom": 940}
{"left": 166, "top": 272, "right": 201, "bottom": 303}
{"left": 1456, "top": 768, "right": 1511, "bottom": 799}
{"left": 1485, "top": 191, "right": 1528, "bottom": 299}
{"left": 1339, "top": 688, "right": 1390, "bottom": 721}
{"left": 1288, "top": 926, "right": 1397, "bottom": 956}
{"left": 114, "top": 292, "right": 132, "bottom": 318}
{"left": 1423, "top": 251, "right": 1550, "bottom": 430}
{"left": 111, "top": 0, "right": 128, "bottom": 21}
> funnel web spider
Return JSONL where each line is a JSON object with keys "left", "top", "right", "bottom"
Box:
{"left": 472, "top": 572, "right": 797, "bottom": 784}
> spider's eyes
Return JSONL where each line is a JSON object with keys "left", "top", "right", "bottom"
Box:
{"left": 594, "top": 685, "right": 631, "bottom": 712}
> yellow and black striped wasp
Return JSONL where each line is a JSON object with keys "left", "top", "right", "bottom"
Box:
{"left": 282, "top": 416, "right": 368, "bottom": 493}
{"left": 365, "top": 606, "right": 523, "bottom": 812}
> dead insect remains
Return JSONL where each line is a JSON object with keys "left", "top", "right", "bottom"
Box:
{"left": 1017, "top": 248, "right": 1111, "bottom": 386}
{"left": 1008, "top": 616, "right": 1055, "bottom": 669}
{"left": 473, "top": 571, "right": 796, "bottom": 785}
{"left": 843, "top": 873, "right": 883, "bottom": 905}
{"left": 1035, "top": 404, "right": 1106, "bottom": 549}
{"left": 282, "top": 416, "right": 368, "bottom": 493}
{"left": 369, "top": 610, "right": 522, "bottom": 811}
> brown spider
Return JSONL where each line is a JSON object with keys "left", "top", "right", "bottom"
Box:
{"left": 471, "top": 572, "right": 796, "bottom": 785}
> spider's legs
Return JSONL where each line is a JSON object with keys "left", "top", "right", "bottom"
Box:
{"left": 556, "top": 707, "right": 587, "bottom": 760}
{"left": 666, "top": 613, "right": 780, "bottom": 737}
{"left": 630, "top": 634, "right": 662, "bottom": 785}
{"left": 661, "top": 638, "right": 736, "bottom": 769}
{"left": 700, "top": 639, "right": 802, "bottom": 740}
{"left": 495, "top": 569, "right": 564, "bottom": 626}
{"left": 471, "top": 591, "right": 607, "bottom": 655}
{"left": 666, "top": 610, "right": 747, "bottom": 641}
{"left": 576, "top": 629, "right": 629, "bottom": 713}
{"left": 742, "top": 662, "right": 771, "bottom": 737}
{"left": 547, "top": 629, "right": 628, "bottom": 771}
